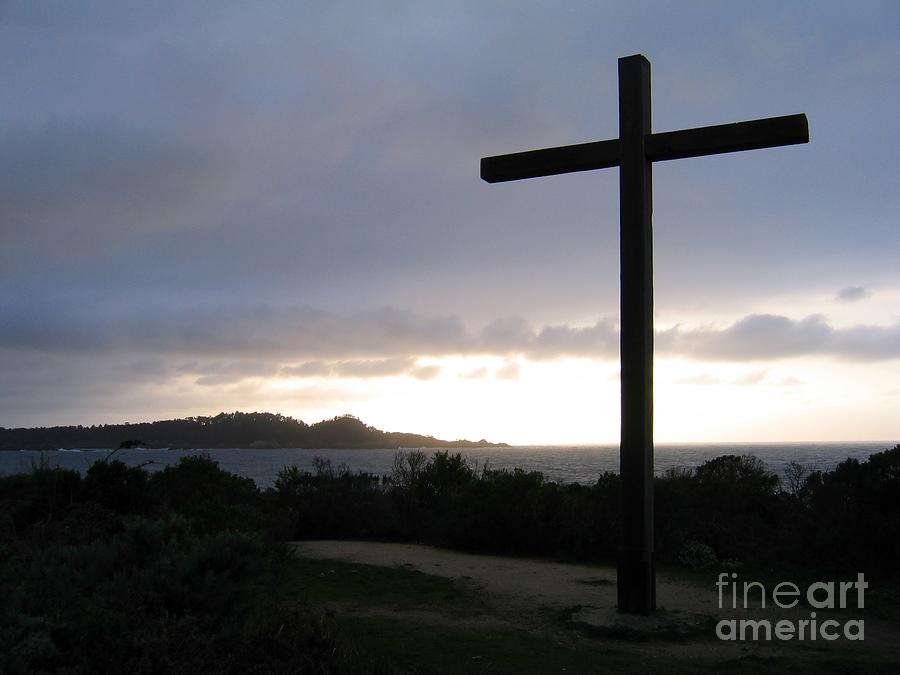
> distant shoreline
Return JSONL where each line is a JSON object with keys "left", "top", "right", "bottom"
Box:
{"left": 3, "top": 444, "right": 510, "bottom": 452}
{"left": 3, "top": 442, "right": 895, "bottom": 489}
{"left": 0, "top": 411, "right": 510, "bottom": 453}
{"left": 4, "top": 439, "right": 895, "bottom": 452}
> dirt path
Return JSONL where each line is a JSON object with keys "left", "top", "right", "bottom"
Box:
{"left": 291, "top": 540, "right": 899, "bottom": 660}
{"left": 292, "top": 540, "right": 708, "bottom": 615}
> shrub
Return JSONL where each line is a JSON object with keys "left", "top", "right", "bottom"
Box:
{"left": 273, "top": 461, "right": 388, "bottom": 541}
{"left": 0, "top": 461, "right": 82, "bottom": 536}
{"left": 150, "top": 455, "right": 265, "bottom": 534}
{"left": 0, "top": 455, "right": 364, "bottom": 674}
{"left": 678, "top": 540, "right": 719, "bottom": 571}
{"left": 83, "top": 458, "right": 151, "bottom": 513}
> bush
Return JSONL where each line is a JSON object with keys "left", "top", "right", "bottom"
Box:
{"left": 2, "top": 512, "right": 260, "bottom": 673}
{"left": 787, "top": 445, "right": 900, "bottom": 575}
{"left": 654, "top": 454, "right": 781, "bottom": 565}
{"left": 0, "top": 460, "right": 82, "bottom": 536}
{"left": 83, "top": 458, "right": 151, "bottom": 513}
{"left": 150, "top": 455, "right": 266, "bottom": 535}
{"left": 0, "top": 456, "right": 370, "bottom": 673}
{"left": 273, "top": 459, "right": 389, "bottom": 541}
{"left": 678, "top": 540, "right": 719, "bottom": 570}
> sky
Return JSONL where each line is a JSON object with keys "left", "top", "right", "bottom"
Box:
{"left": 1, "top": 1, "right": 898, "bottom": 444}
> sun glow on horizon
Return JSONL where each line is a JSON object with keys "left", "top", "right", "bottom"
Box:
{"left": 251, "top": 354, "right": 899, "bottom": 446}
{"left": 6, "top": 304, "right": 897, "bottom": 444}
{"left": 8, "top": 349, "right": 895, "bottom": 446}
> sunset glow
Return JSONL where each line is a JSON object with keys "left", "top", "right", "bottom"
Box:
{"left": 1, "top": 3, "right": 898, "bottom": 445}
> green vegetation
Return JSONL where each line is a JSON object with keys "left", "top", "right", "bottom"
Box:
{"left": 274, "top": 555, "right": 897, "bottom": 674}
{"left": 276, "top": 445, "right": 900, "bottom": 578}
{"left": 0, "top": 411, "right": 509, "bottom": 451}
{"left": 0, "top": 456, "right": 364, "bottom": 674}
{"left": 282, "top": 557, "right": 483, "bottom": 614}
{"left": 337, "top": 615, "right": 639, "bottom": 674}
{"left": 2, "top": 444, "right": 898, "bottom": 671}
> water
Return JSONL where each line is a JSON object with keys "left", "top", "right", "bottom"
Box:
{"left": 1, "top": 442, "right": 894, "bottom": 488}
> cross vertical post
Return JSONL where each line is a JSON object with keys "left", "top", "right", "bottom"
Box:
{"left": 617, "top": 54, "right": 655, "bottom": 614}
{"left": 479, "top": 53, "right": 807, "bottom": 615}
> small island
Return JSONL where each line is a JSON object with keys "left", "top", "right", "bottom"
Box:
{"left": 0, "top": 411, "right": 509, "bottom": 452}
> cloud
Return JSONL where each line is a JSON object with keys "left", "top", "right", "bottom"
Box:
{"left": 480, "top": 317, "right": 532, "bottom": 354}
{"left": 676, "top": 370, "right": 782, "bottom": 386}
{"left": 279, "top": 361, "right": 332, "bottom": 377}
{"left": 285, "top": 386, "right": 372, "bottom": 407}
{"left": 0, "top": 303, "right": 470, "bottom": 359}
{"left": 138, "top": 356, "right": 429, "bottom": 387}
{"left": 836, "top": 286, "right": 871, "bottom": 302}
{"left": 280, "top": 358, "right": 440, "bottom": 380}
{"left": 829, "top": 323, "right": 900, "bottom": 360}
{"left": 675, "top": 373, "right": 720, "bottom": 385}
{"left": 0, "top": 121, "right": 225, "bottom": 250}
{"left": 655, "top": 314, "right": 900, "bottom": 362}
{"left": 180, "top": 361, "right": 279, "bottom": 386}
{"left": 495, "top": 361, "right": 520, "bottom": 380}
{"left": 411, "top": 364, "right": 441, "bottom": 380}
{"left": 530, "top": 319, "right": 619, "bottom": 360}
{"left": 332, "top": 358, "right": 416, "bottom": 378}
{"left": 734, "top": 370, "right": 767, "bottom": 386}
{"left": 479, "top": 317, "right": 619, "bottom": 360}
{"left": 657, "top": 314, "right": 830, "bottom": 360}
{"left": 461, "top": 366, "right": 488, "bottom": 379}
{"left": 3, "top": 300, "right": 900, "bottom": 365}
{"left": 1, "top": 2, "right": 898, "bottom": 436}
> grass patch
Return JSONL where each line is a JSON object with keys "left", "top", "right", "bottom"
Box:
{"left": 287, "top": 554, "right": 900, "bottom": 674}
{"left": 280, "top": 556, "right": 488, "bottom": 616}
{"left": 716, "top": 652, "right": 900, "bottom": 675}
{"left": 343, "top": 615, "right": 899, "bottom": 675}
{"left": 337, "top": 615, "right": 640, "bottom": 675}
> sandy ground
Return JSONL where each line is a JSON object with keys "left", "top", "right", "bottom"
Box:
{"left": 291, "top": 540, "right": 899, "bottom": 660}
{"left": 292, "top": 540, "right": 706, "bottom": 621}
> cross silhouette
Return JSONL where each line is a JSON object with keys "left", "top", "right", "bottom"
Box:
{"left": 480, "top": 54, "right": 808, "bottom": 614}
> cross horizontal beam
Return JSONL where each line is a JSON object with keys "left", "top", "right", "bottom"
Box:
{"left": 481, "top": 138, "right": 620, "bottom": 184}
{"left": 647, "top": 113, "right": 809, "bottom": 163}
{"left": 480, "top": 113, "right": 808, "bottom": 183}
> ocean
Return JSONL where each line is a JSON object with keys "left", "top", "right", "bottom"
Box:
{"left": 1, "top": 441, "right": 894, "bottom": 488}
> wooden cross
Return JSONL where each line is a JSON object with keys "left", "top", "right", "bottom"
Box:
{"left": 480, "top": 54, "right": 808, "bottom": 614}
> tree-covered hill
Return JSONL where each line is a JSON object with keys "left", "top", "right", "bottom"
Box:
{"left": 0, "top": 412, "right": 509, "bottom": 451}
